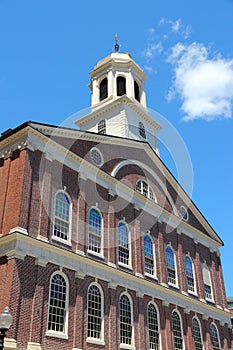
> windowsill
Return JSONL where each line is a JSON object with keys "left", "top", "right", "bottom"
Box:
{"left": 46, "top": 331, "right": 68, "bottom": 340}
{"left": 120, "top": 344, "right": 135, "bottom": 350}
{"left": 87, "top": 250, "right": 105, "bottom": 260}
{"left": 52, "top": 237, "right": 72, "bottom": 247}
{"left": 86, "top": 337, "right": 105, "bottom": 346}
{"left": 188, "top": 290, "right": 198, "bottom": 297}
{"left": 206, "top": 297, "right": 215, "bottom": 304}
{"left": 118, "top": 262, "right": 133, "bottom": 270}
{"left": 145, "top": 272, "right": 158, "bottom": 280}
{"left": 168, "top": 282, "right": 179, "bottom": 289}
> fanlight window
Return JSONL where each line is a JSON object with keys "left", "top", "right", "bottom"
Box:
{"left": 192, "top": 317, "right": 203, "bottom": 350}
{"left": 88, "top": 208, "right": 102, "bottom": 254}
{"left": 144, "top": 235, "right": 154, "bottom": 275}
{"left": 98, "top": 119, "right": 106, "bottom": 135}
{"left": 117, "top": 76, "right": 126, "bottom": 96}
{"left": 134, "top": 80, "right": 140, "bottom": 102}
{"left": 210, "top": 323, "right": 220, "bottom": 350}
{"left": 166, "top": 246, "right": 177, "bottom": 285}
{"left": 53, "top": 191, "right": 71, "bottom": 241}
{"left": 185, "top": 256, "right": 195, "bottom": 293}
{"left": 119, "top": 294, "right": 133, "bottom": 346}
{"left": 47, "top": 273, "right": 68, "bottom": 334}
{"left": 171, "top": 311, "right": 183, "bottom": 350}
{"left": 139, "top": 121, "right": 146, "bottom": 139}
{"left": 87, "top": 284, "right": 103, "bottom": 340}
{"left": 136, "top": 179, "right": 155, "bottom": 201}
{"left": 99, "top": 78, "right": 108, "bottom": 101}
{"left": 118, "top": 222, "right": 130, "bottom": 265}
{"left": 147, "top": 303, "right": 160, "bottom": 350}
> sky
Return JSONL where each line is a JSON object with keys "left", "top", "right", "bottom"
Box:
{"left": 0, "top": 0, "right": 233, "bottom": 296}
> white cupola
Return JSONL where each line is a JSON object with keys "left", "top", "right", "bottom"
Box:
{"left": 75, "top": 50, "right": 161, "bottom": 154}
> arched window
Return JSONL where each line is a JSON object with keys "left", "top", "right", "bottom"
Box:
{"left": 117, "top": 76, "right": 126, "bottom": 96}
{"left": 139, "top": 121, "right": 146, "bottom": 139}
{"left": 88, "top": 208, "right": 102, "bottom": 255}
{"left": 136, "top": 179, "right": 156, "bottom": 201}
{"left": 134, "top": 80, "right": 140, "bottom": 102}
{"left": 144, "top": 235, "right": 155, "bottom": 276}
{"left": 202, "top": 263, "right": 213, "bottom": 301}
{"left": 53, "top": 191, "right": 71, "bottom": 242}
{"left": 119, "top": 294, "right": 133, "bottom": 346}
{"left": 210, "top": 323, "right": 220, "bottom": 350}
{"left": 192, "top": 317, "right": 203, "bottom": 350}
{"left": 118, "top": 221, "right": 130, "bottom": 266}
{"left": 99, "top": 78, "right": 108, "bottom": 101}
{"left": 47, "top": 272, "right": 68, "bottom": 335}
{"left": 185, "top": 256, "right": 195, "bottom": 293}
{"left": 147, "top": 303, "right": 160, "bottom": 350}
{"left": 98, "top": 119, "right": 106, "bottom": 134}
{"left": 87, "top": 284, "right": 103, "bottom": 340}
{"left": 166, "top": 246, "right": 177, "bottom": 286}
{"left": 171, "top": 310, "right": 183, "bottom": 350}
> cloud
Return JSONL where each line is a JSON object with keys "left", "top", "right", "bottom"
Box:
{"left": 167, "top": 42, "right": 233, "bottom": 121}
{"left": 142, "top": 42, "right": 163, "bottom": 58}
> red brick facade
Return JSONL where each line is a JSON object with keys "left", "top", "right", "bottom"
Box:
{"left": 0, "top": 124, "right": 232, "bottom": 350}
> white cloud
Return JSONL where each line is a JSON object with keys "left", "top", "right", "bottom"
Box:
{"left": 167, "top": 42, "right": 233, "bottom": 121}
{"left": 142, "top": 42, "right": 163, "bottom": 58}
{"left": 171, "top": 19, "right": 182, "bottom": 32}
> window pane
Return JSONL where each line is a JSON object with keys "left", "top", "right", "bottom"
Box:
{"left": 118, "top": 222, "right": 129, "bottom": 265}
{"left": 144, "top": 236, "right": 154, "bottom": 275}
{"left": 166, "top": 247, "right": 176, "bottom": 285}
{"left": 88, "top": 285, "right": 102, "bottom": 339}
{"left": 120, "top": 295, "right": 132, "bottom": 345}
{"left": 54, "top": 192, "right": 70, "bottom": 241}
{"left": 185, "top": 256, "right": 195, "bottom": 292}
{"left": 192, "top": 318, "right": 203, "bottom": 350}
{"left": 48, "top": 274, "right": 67, "bottom": 333}
{"left": 210, "top": 324, "right": 220, "bottom": 350}
{"left": 148, "top": 304, "right": 159, "bottom": 350}
{"left": 171, "top": 311, "right": 183, "bottom": 350}
{"left": 88, "top": 209, "right": 102, "bottom": 253}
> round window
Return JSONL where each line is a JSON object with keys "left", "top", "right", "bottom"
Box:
{"left": 90, "top": 147, "right": 103, "bottom": 167}
{"left": 180, "top": 206, "right": 189, "bottom": 221}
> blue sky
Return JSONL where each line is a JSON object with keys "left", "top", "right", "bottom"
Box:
{"left": 0, "top": 0, "right": 233, "bottom": 296}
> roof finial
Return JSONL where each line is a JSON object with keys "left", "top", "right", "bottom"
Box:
{"left": 114, "top": 34, "right": 120, "bottom": 52}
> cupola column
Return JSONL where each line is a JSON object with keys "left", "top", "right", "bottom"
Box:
{"left": 107, "top": 69, "right": 114, "bottom": 97}
{"left": 126, "top": 71, "right": 134, "bottom": 98}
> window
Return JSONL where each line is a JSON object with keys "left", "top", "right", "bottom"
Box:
{"left": 139, "top": 121, "right": 146, "bottom": 139}
{"left": 210, "top": 323, "right": 220, "bottom": 350}
{"left": 144, "top": 235, "right": 155, "bottom": 276}
{"left": 185, "top": 256, "right": 195, "bottom": 293}
{"left": 136, "top": 179, "right": 155, "bottom": 201}
{"left": 192, "top": 317, "right": 203, "bottom": 350}
{"left": 166, "top": 246, "right": 177, "bottom": 286}
{"left": 118, "top": 222, "right": 130, "bottom": 266}
{"left": 90, "top": 147, "right": 104, "bottom": 167}
{"left": 180, "top": 206, "right": 189, "bottom": 221}
{"left": 53, "top": 191, "right": 71, "bottom": 242}
{"left": 202, "top": 263, "right": 213, "bottom": 301}
{"left": 117, "top": 76, "right": 126, "bottom": 96}
{"left": 87, "top": 284, "right": 103, "bottom": 340}
{"left": 88, "top": 208, "right": 102, "bottom": 255}
{"left": 100, "top": 78, "right": 108, "bottom": 101}
{"left": 98, "top": 119, "right": 106, "bottom": 135}
{"left": 147, "top": 303, "right": 160, "bottom": 350}
{"left": 119, "top": 294, "right": 133, "bottom": 346}
{"left": 47, "top": 273, "right": 68, "bottom": 335}
{"left": 134, "top": 80, "right": 140, "bottom": 102}
{"left": 171, "top": 311, "right": 183, "bottom": 350}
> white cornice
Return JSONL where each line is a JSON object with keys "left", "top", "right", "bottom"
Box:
{"left": 0, "top": 231, "right": 230, "bottom": 326}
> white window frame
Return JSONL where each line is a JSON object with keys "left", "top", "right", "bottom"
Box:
{"left": 185, "top": 255, "right": 197, "bottom": 295}
{"left": 86, "top": 282, "right": 105, "bottom": 345}
{"left": 46, "top": 271, "right": 69, "bottom": 339}
{"left": 192, "top": 316, "right": 204, "bottom": 350}
{"left": 90, "top": 147, "right": 104, "bottom": 167}
{"left": 87, "top": 207, "right": 104, "bottom": 258}
{"left": 171, "top": 309, "right": 185, "bottom": 350}
{"left": 202, "top": 262, "right": 214, "bottom": 302}
{"left": 119, "top": 292, "right": 135, "bottom": 349}
{"left": 147, "top": 301, "right": 161, "bottom": 350}
{"left": 210, "top": 322, "right": 221, "bottom": 350}
{"left": 118, "top": 220, "right": 132, "bottom": 269}
{"left": 52, "top": 190, "right": 72, "bottom": 245}
{"left": 166, "top": 245, "right": 178, "bottom": 288}
{"left": 144, "top": 234, "right": 157, "bottom": 279}
{"left": 136, "top": 179, "right": 157, "bottom": 202}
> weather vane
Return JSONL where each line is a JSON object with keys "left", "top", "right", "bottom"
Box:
{"left": 114, "top": 34, "right": 120, "bottom": 52}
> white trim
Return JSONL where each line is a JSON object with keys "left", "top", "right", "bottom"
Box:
{"left": 46, "top": 271, "right": 69, "bottom": 338}
{"left": 144, "top": 234, "right": 157, "bottom": 279}
{"left": 119, "top": 292, "right": 135, "bottom": 348}
{"left": 166, "top": 245, "right": 179, "bottom": 288}
{"left": 52, "top": 190, "right": 72, "bottom": 245}
{"left": 185, "top": 255, "right": 197, "bottom": 295}
{"left": 210, "top": 322, "right": 221, "bottom": 349}
{"left": 171, "top": 309, "right": 185, "bottom": 350}
{"left": 87, "top": 282, "right": 105, "bottom": 343}
{"left": 192, "top": 316, "right": 204, "bottom": 350}
{"left": 118, "top": 220, "right": 132, "bottom": 268}
{"left": 147, "top": 301, "right": 161, "bottom": 350}
{"left": 88, "top": 207, "right": 104, "bottom": 256}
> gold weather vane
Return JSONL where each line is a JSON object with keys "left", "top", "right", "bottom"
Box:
{"left": 114, "top": 34, "right": 120, "bottom": 52}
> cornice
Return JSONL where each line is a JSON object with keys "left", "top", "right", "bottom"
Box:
{"left": 0, "top": 231, "right": 230, "bottom": 326}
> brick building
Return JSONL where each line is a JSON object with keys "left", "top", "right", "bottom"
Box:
{"left": 0, "top": 52, "right": 232, "bottom": 350}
